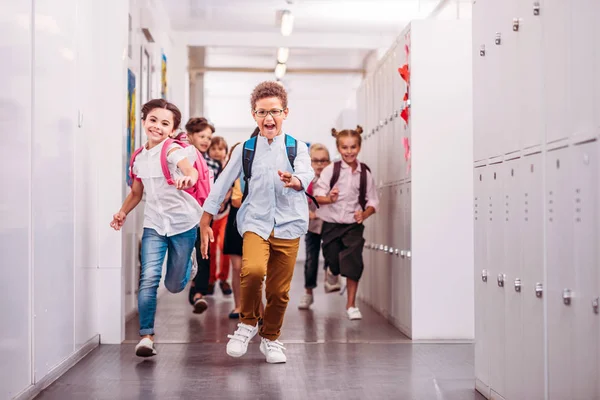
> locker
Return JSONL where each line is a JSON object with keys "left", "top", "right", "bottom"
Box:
{"left": 472, "top": 0, "right": 489, "bottom": 161}
{"left": 487, "top": 163, "right": 507, "bottom": 398}
{"left": 474, "top": 165, "right": 490, "bottom": 394}
{"left": 516, "top": 0, "right": 544, "bottom": 150}
{"left": 402, "top": 182, "right": 412, "bottom": 335}
{"left": 546, "top": 147, "right": 575, "bottom": 400}
{"left": 571, "top": 142, "right": 599, "bottom": 400}
{"left": 503, "top": 158, "right": 524, "bottom": 399}
{"left": 520, "top": 153, "right": 545, "bottom": 400}
{"left": 542, "top": 0, "right": 569, "bottom": 144}
{"left": 568, "top": 0, "right": 595, "bottom": 141}
{"left": 389, "top": 184, "right": 401, "bottom": 323}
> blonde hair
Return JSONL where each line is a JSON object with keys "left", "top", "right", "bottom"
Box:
{"left": 331, "top": 125, "right": 364, "bottom": 148}
{"left": 309, "top": 143, "right": 330, "bottom": 159}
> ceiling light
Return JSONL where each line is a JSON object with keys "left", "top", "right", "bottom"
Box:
{"left": 277, "top": 47, "right": 290, "bottom": 64}
{"left": 280, "top": 10, "right": 294, "bottom": 36}
{"left": 275, "top": 63, "right": 287, "bottom": 79}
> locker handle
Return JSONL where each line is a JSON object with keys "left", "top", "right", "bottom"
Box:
{"left": 497, "top": 274, "right": 505, "bottom": 287}
{"left": 406, "top": 250, "right": 412, "bottom": 259}
{"left": 400, "top": 250, "right": 406, "bottom": 258}
{"left": 514, "top": 278, "right": 521, "bottom": 292}
{"left": 379, "top": 244, "right": 384, "bottom": 252}
{"left": 384, "top": 245, "right": 389, "bottom": 252}
{"left": 592, "top": 298, "right": 599, "bottom": 314}
{"left": 481, "top": 270, "right": 488, "bottom": 282}
{"left": 535, "top": 283, "right": 543, "bottom": 298}
{"left": 563, "top": 289, "right": 573, "bottom": 305}
{"left": 394, "top": 249, "right": 399, "bottom": 257}
{"left": 388, "top": 247, "right": 394, "bottom": 255}
{"left": 533, "top": 2, "right": 540, "bottom": 15}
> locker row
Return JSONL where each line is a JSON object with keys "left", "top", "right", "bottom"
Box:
{"left": 473, "top": 143, "right": 600, "bottom": 400}
{"left": 472, "top": 0, "right": 600, "bottom": 161}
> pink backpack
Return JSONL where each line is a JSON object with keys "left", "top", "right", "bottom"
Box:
{"left": 129, "top": 138, "right": 213, "bottom": 206}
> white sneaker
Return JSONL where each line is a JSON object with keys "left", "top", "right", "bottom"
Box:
{"left": 135, "top": 337, "right": 157, "bottom": 357}
{"left": 226, "top": 323, "right": 258, "bottom": 357}
{"left": 346, "top": 307, "right": 363, "bottom": 320}
{"left": 324, "top": 269, "right": 341, "bottom": 293}
{"left": 190, "top": 248, "right": 198, "bottom": 280}
{"left": 297, "top": 294, "right": 314, "bottom": 310}
{"left": 259, "top": 337, "right": 287, "bottom": 364}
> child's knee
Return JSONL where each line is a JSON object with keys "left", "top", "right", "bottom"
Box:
{"left": 165, "top": 279, "right": 187, "bottom": 294}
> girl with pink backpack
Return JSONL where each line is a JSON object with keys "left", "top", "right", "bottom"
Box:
{"left": 110, "top": 99, "right": 211, "bottom": 358}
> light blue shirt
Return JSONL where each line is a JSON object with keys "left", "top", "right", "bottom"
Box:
{"left": 203, "top": 133, "right": 314, "bottom": 240}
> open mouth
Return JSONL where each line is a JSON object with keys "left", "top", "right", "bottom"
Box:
{"left": 264, "top": 123, "right": 276, "bottom": 133}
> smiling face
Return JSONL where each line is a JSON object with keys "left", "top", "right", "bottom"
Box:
{"left": 337, "top": 136, "right": 361, "bottom": 166}
{"left": 187, "top": 127, "right": 213, "bottom": 154}
{"left": 143, "top": 108, "right": 176, "bottom": 147}
{"left": 252, "top": 96, "right": 288, "bottom": 141}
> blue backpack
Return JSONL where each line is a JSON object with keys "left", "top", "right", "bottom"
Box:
{"left": 240, "top": 134, "right": 318, "bottom": 207}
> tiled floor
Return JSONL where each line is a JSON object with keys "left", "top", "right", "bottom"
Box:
{"left": 37, "top": 263, "right": 484, "bottom": 400}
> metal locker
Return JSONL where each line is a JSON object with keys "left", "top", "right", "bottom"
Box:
{"left": 474, "top": 165, "right": 491, "bottom": 395}
{"left": 390, "top": 184, "right": 401, "bottom": 323}
{"left": 395, "top": 41, "right": 408, "bottom": 180}
{"left": 403, "top": 181, "right": 412, "bottom": 335}
{"left": 541, "top": 0, "right": 570, "bottom": 144}
{"left": 487, "top": 163, "right": 507, "bottom": 399}
{"left": 571, "top": 142, "right": 599, "bottom": 400}
{"left": 520, "top": 153, "right": 545, "bottom": 400}
{"left": 568, "top": 0, "right": 596, "bottom": 141}
{"left": 546, "top": 147, "right": 575, "bottom": 400}
{"left": 516, "top": 0, "right": 544, "bottom": 150}
{"left": 503, "top": 158, "right": 525, "bottom": 399}
{"left": 472, "top": 0, "right": 489, "bottom": 161}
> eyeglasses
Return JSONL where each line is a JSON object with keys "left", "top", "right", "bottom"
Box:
{"left": 254, "top": 109, "right": 285, "bottom": 118}
{"left": 311, "top": 158, "right": 330, "bottom": 164}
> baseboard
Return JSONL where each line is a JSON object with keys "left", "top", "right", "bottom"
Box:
{"left": 13, "top": 334, "right": 100, "bottom": 400}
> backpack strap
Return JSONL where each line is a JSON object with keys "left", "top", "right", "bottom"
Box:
{"left": 241, "top": 136, "right": 257, "bottom": 202}
{"left": 359, "top": 162, "right": 371, "bottom": 211}
{"left": 329, "top": 161, "right": 342, "bottom": 189}
{"left": 284, "top": 134, "right": 297, "bottom": 169}
{"left": 160, "top": 138, "right": 185, "bottom": 185}
{"left": 128, "top": 146, "right": 145, "bottom": 183}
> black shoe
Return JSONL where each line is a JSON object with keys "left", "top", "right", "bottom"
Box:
{"left": 228, "top": 310, "right": 240, "bottom": 319}
{"left": 220, "top": 281, "right": 232, "bottom": 295}
{"left": 193, "top": 297, "right": 208, "bottom": 314}
{"left": 206, "top": 283, "right": 215, "bottom": 295}
{"left": 258, "top": 317, "right": 264, "bottom": 326}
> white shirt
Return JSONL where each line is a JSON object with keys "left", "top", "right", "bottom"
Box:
{"left": 203, "top": 133, "right": 314, "bottom": 240}
{"left": 133, "top": 139, "right": 203, "bottom": 236}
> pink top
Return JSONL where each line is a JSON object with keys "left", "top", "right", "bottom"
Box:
{"left": 314, "top": 159, "right": 379, "bottom": 224}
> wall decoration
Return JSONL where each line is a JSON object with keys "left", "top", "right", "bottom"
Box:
{"left": 126, "top": 68, "right": 136, "bottom": 187}
{"left": 161, "top": 52, "right": 167, "bottom": 99}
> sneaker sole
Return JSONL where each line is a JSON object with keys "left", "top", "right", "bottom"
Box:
{"left": 135, "top": 346, "right": 156, "bottom": 358}
{"left": 226, "top": 346, "right": 247, "bottom": 358}
{"left": 324, "top": 287, "right": 341, "bottom": 293}
{"left": 193, "top": 300, "right": 208, "bottom": 314}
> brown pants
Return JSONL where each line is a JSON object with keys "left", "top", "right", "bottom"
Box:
{"left": 241, "top": 231, "right": 300, "bottom": 341}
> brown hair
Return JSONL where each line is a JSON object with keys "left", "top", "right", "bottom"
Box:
{"left": 185, "top": 117, "right": 215, "bottom": 134}
{"left": 331, "top": 125, "right": 364, "bottom": 148}
{"left": 141, "top": 99, "right": 182, "bottom": 130}
{"left": 309, "top": 143, "right": 330, "bottom": 159}
{"left": 209, "top": 136, "right": 228, "bottom": 154}
{"left": 250, "top": 81, "right": 288, "bottom": 110}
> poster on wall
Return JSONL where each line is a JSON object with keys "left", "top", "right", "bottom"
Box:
{"left": 126, "top": 68, "right": 136, "bottom": 187}
{"left": 161, "top": 52, "right": 167, "bottom": 99}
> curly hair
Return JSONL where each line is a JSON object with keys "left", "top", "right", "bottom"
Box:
{"left": 331, "top": 125, "right": 364, "bottom": 148}
{"left": 141, "top": 99, "right": 182, "bottom": 130}
{"left": 250, "top": 81, "right": 288, "bottom": 110}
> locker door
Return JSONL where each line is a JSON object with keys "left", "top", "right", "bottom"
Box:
{"left": 395, "top": 42, "right": 407, "bottom": 180}
{"left": 569, "top": 0, "right": 596, "bottom": 141}
{"left": 487, "top": 163, "right": 506, "bottom": 398}
{"left": 546, "top": 147, "right": 575, "bottom": 400}
{"left": 516, "top": 0, "right": 544, "bottom": 150}
{"left": 474, "top": 166, "right": 490, "bottom": 394}
{"left": 542, "top": 0, "right": 569, "bottom": 144}
{"left": 503, "top": 159, "right": 524, "bottom": 399}
{"left": 571, "top": 142, "right": 599, "bottom": 400}
{"left": 520, "top": 153, "right": 545, "bottom": 400}
{"left": 390, "top": 184, "right": 401, "bottom": 323}
{"left": 472, "top": 0, "right": 488, "bottom": 161}
{"left": 405, "top": 181, "right": 412, "bottom": 335}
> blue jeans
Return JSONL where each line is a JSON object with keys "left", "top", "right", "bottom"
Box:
{"left": 139, "top": 226, "right": 197, "bottom": 336}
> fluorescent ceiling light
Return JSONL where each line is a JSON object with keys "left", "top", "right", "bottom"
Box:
{"left": 277, "top": 47, "right": 290, "bottom": 64}
{"left": 275, "top": 63, "right": 287, "bottom": 79}
{"left": 280, "top": 10, "right": 294, "bottom": 36}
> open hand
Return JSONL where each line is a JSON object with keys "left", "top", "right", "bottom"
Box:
{"left": 110, "top": 211, "right": 127, "bottom": 231}
{"left": 175, "top": 176, "right": 196, "bottom": 190}
{"left": 278, "top": 170, "right": 301, "bottom": 190}
{"left": 200, "top": 224, "right": 214, "bottom": 259}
